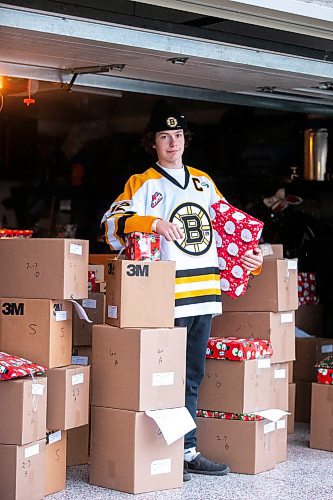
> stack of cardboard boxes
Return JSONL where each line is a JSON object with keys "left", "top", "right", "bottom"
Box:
{"left": 294, "top": 337, "right": 333, "bottom": 423}
{"left": 0, "top": 238, "right": 90, "bottom": 499}
{"left": 89, "top": 258, "right": 189, "bottom": 494}
{"left": 196, "top": 245, "right": 298, "bottom": 473}
{"left": 310, "top": 355, "right": 333, "bottom": 452}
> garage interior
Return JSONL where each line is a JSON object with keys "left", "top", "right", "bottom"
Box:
{"left": 0, "top": 1, "right": 333, "bottom": 499}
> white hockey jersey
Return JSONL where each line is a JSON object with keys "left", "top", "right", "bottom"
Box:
{"left": 102, "top": 164, "right": 223, "bottom": 318}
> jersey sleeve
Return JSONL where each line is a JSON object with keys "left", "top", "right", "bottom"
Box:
{"left": 101, "top": 174, "right": 159, "bottom": 251}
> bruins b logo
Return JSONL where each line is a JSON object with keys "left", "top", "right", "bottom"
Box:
{"left": 169, "top": 202, "right": 212, "bottom": 256}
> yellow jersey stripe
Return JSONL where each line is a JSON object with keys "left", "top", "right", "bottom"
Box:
{"left": 175, "top": 288, "right": 221, "bottom": 299}
{"left": 175, "top": 274, "right": 220, "bottom": 284}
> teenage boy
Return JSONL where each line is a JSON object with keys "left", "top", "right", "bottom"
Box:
{"left": 102, "top": 100, "right": 263, "bottom": 479}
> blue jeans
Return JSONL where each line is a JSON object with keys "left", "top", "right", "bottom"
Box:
{"left": 174, "top": 314, "right": 212, "bottom": 449}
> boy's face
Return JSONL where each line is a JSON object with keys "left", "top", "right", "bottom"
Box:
{"left": 153, "top": 129, "right": 185, "bottom": 168}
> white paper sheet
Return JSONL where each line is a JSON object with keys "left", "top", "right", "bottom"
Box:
{"left": 69, "top": 300, "right": 93, "bottom": 323}
{"left": 145, "top": 407, "right": 196, "bottom": 445}
{"left": 255, "top": 409, "right": 290, "bottom": 422}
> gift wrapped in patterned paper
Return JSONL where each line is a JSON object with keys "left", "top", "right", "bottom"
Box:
{"left": 210, "top": 200, "right": 264, "bottom": 298}
{"left": 206, "top": 336, "right": 273, "bottom": 361}
{"left": 316, "top": 355, "right": 333, "bottom": 385}
{"left": 0, "top": 229, "right": 33, "bottom": 238}
{"left": 0, "top": 352, "right": 47, "bottom": 381}
{"left": 197, "top": 409, "right": 263, "bottom": 421}
{"left": 125, "top": 232, "right": 161, "bottom": 261}
{"left": 298, "top": 272, "right": 319, "bottom": 306}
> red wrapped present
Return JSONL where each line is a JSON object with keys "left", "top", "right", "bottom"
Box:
{"left": 0, "top": 229, "right": 33, "bottom": 238}
{"left": 316, "top": 355, "right": 333, "bottom": 385}
{"left": 88, "top": 270, "right": 97, "bottom": 292}
{"left": 298, "top": 272, "right": 319, "bottom": 306}
{"left": 0, "top": 351, "right": 46, "bottom": 381}
{"left": 211, "top": 200, "right": 264, "bottom": 298}
{"left": 125, "top": 232, "right": 160, "bottom": 261}
{"left": 206, "top": 336, "right": 273, "bottom": 361}
{"left": 196, "top": 409, "right": 263, "bottom": 421}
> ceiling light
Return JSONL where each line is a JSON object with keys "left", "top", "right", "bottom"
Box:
{"left": 167, "top": 57, "right": 189, "bottom": 65}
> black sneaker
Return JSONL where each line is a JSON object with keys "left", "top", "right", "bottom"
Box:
{"left": 183, "top": 470, "right": 191, "bottom": 482}
{"left": 184, "top": 453, "right": 230, "bottom": 476}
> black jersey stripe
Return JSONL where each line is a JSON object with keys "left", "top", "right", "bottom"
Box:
{"left": 175, "top": 294, "right": 221, "bottom": 307}
{"left": 176, "top": 267, "right": 220, "bottom": 278}
{"left": 116, "top": 213, "right": 136, "bottom": 240}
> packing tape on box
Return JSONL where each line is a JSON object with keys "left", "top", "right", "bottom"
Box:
{"left": 69, "top": 300, "right": 93, "bottom": 323}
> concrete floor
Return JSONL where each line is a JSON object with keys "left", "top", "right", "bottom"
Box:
{"left": 48, "top": 423, "right": 333, "bottom": 500}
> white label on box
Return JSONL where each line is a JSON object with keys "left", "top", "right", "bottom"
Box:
{"left": 32, "top": 383, "right": 44, "bottom": 395}
{"left": 25, "top": 443, "right": 40, "bottom": 458}
{"left": 152, "top": 372, "right": 174, "bottom": 387}
{"left": 321, "top": 344, "right": 333, "bottom": 354}
{"left": 274, "top": 369, "right": 286, "bottom": 379}
{"left": 264, "top": 422, "right": 275, "bottom": 434}
{"left": 82, "top": 299, "right": 97, "bottom": 309}
{"left": 69, "top": 243, "right": 83, "bottom": 256}
{"left": 72, "top": 373, "right": 84, "bottom": 385}
{"left": 280, "top": 313, "right": 293, "bottom": 324}
{"left": 55, "top": 310, "right": 67, "bottom": 321}
{"left": 257, "top": 359, "right": 271, "bottom": 369}
{"left": 150, "top": 458, "right": 171, "bottom": 476}
{"left": 277, "top": 420, "right": 286, "bottom": 430}
{"left": 71, "top": 356, "right": 89, "bottom": 366}
{"left": 287, "top": 259, "right": 297, "bottom": 270}
{"left": 108, "top": 305, "right": 118, "bottom": 319}
{"left": 48, "top": 430, "right": 62, "bottom": 445}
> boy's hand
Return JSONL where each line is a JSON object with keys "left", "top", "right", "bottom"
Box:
{"left": 240, "top": 247, "right": 263, "bottom": 272}
{"left": 155, "top": 220, "right": 184, "bottom": 241}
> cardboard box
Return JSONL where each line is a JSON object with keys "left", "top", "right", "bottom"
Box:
{"left": 261, "top": 243, "right": 284, "bottom": 259}
{"left": 196, "top": 417, "right": 277, "bottom": 474}
{"left": 288, "top": 383, "right": 296, "bottom": 433}
{"left": 89, "top": 406, "right": 183, "bottom": 494}
{"left": 276, "top": 416, "right": 288, "bottom": 463}
{"left": 0, "top": 238, "right": 89, "bottom": 299}
{"left": 294, "top": 337, "right": 333, "bottom": 382}
{"left": 88, "top": 264, "right": 105, "bottom": 282}
{"left": 198, "top": 359, "right": 288, "bottom": 414}
{"left": 106, "top": 259, "right": 176, "bottom": 328}
{"left": 0, "top": 298, "right": 72, "bottom": 368}
{"left": 310, "top": 383, "right": 333, "bottom": 452}
{"left": 46, "top": 365, "right": 90, "bottom": 430}
{"left": 89, "top": 253, "right": 114, "bottom": 279}
{"left": 0, "top": 439, "right": 45, "bottom": 500}
{"left": 44, "top": 430, "right": 67, "bottom": 496}
{"left": 72, "top": 346, "right": 92, "bottom": 366}
{"left": 222, "top": 258, "right": 298, "bottom": 312}
{"left": 295, "top": 381, "right": 312, "bottom": 422}
{"left": 295, "top": 304, "right": 324, "bottom": 336}
{"left": 287, "top": 361, "right": 294, "bottom": 384}
{"left": 72, "top": 292, "right": 105, "bottom": 346}
{"left": 0, "top": 377, "right": 47, "bottom": 445}
{"left": 66, "top": 424, "right": 89, "bottom": 466}
{"left": 211, "top": 311, "right": 295, "bottom": 363}
{"left": 92, "top": 324, "right": 186, "bottom": 411}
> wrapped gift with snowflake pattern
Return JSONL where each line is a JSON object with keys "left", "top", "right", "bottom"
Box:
{"left": 206, "top": 336, "right": 273, "bottom": 361}
{"left": 196, "top": 409, "right": 263, "bottom": 421}
{"left": 210, "top": 200, "right": 264, "bottom": 298}
{"left": 0, "top": 351, "right": 46, "bottom": 381}
{"left": 298, "top": 272, "right": 319, "bottom": 306}
{"left": 125, "top": 232, "right": 161, "bottom": 261}
{"left": 316, "top": 355, "right": 333, "bottom": 385}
